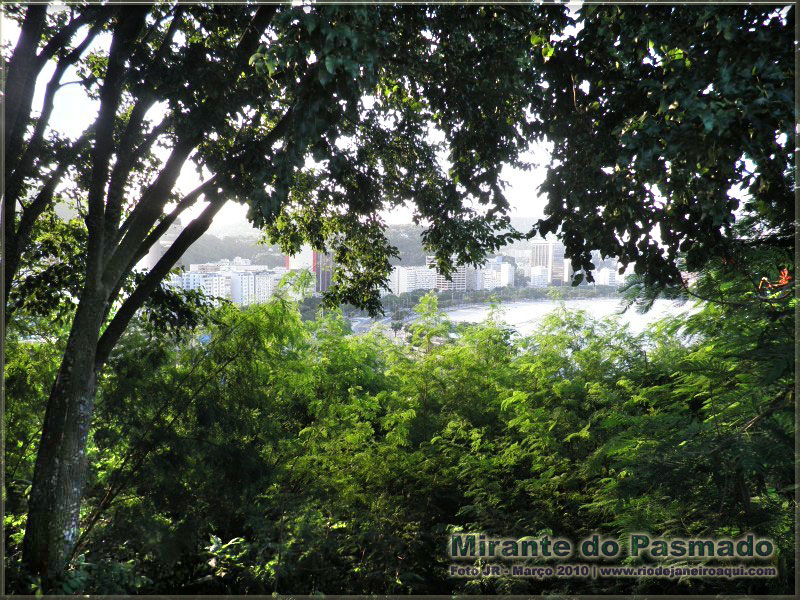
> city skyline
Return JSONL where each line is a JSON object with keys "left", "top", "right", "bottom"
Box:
{"left": 169, "top": 240, "right": 623, "bottom": 308}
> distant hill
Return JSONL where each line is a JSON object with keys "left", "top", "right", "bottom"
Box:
{"left": 177, "top": 221, "right": 546, "bottom": 269}
{"left": 177, "top": 233, "right": 286, "bottom": 268}
{"left": 53, "top": 201, "right": 542, "bottom": 268}
{"left": 386, "top": 224, "right": 427, "bottom": 265}
{"left": 385, "top": 219, "right": 547, "bottom": 266}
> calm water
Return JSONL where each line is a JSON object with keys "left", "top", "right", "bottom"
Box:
{"left": 443, "top": 298, "right": 693, "bottom": 335}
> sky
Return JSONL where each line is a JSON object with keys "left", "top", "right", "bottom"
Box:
{"left": 3, "top": 9, "right": 558, "bottom": 239}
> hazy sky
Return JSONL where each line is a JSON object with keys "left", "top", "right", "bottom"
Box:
{"left": 4, "top": 7, "right": 564, "bottom": 238}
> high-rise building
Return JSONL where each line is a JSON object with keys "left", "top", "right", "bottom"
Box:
{"left": 425, "top": 256, "right": 475, "bottom": 291}
{"left": 595, "top": 267, "right": 618, "bottom": 287}
{"left": 170, "top": 265, "right": 292, "bottom": 307}
{"left": 530, "top": 266, "right": 549, "bottom": 287}
{"left": 286, "top": 245, "right": 335, "bottom": 294}
{"left": 173, "top": 271, "right": 230, "bottom": 304}
{"left": 530, "top": 241, "right": 551, "bottom": 270}
{"left": 475, "top": 256, "right": 515, "bottom": 290}
{"left": 550, "top": 241, "right": 566, "bottom": 285}
{"left": 254, "top": 270, "right": 285, "bottom": 302}
{"left": 499, "top": 262, "right": 516, "bottom": 287}
{"left": 390, "top": 265, "right": 436, "bottom": 295}
{"left": 230, "top": 272, "right": 256, "bottom": 305}
{"left": 565, "top": 252, "right": 618, "bottom": 286}
{"left": 316, "top": 252, "right": 334, "bottom": 293}
{"left": 480, "top": 268, "right": 499, "bottom": 290}
{"left": 530, "top": 240, "right": 569, "bottom": 285}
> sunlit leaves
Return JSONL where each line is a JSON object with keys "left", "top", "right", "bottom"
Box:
{"left": 6, "top": 287, "right": 793, "bottom": 594}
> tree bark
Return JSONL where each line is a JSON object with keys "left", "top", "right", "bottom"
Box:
{"left": 21, "top": 294, "right": 106, "bottom": 584}
{"left": 20, "top": 10, "right": 147, "bottom": 581}
{"left": 4, "top": 6, "right": 47, "bottom": 161}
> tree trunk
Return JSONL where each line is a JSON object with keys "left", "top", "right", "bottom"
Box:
{"left": 21, "top": 295, "right": 106, "bottom": 585}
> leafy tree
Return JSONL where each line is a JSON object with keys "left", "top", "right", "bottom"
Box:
{"left": 5, "top": 3, "right": 571, "bottom": 581}
{"left": 5, "top": 3, "right": 793, "bottom": 588}
{"left": 390, "top": 320, "right": 403, "bottom": 337}
{"left": 534, "top": 4, "right": 793, "bottom": 285}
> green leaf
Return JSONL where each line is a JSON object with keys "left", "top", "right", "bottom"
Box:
{"left": 325, "top": 55, "right": 336, "bottom": 74}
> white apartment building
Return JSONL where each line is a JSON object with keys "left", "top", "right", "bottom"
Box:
{"left": 425, "top": 256, "right": 476, "bottom": 291}
{"left": 594, "top": 267, "right": 618, "bottom": 287}
{"left": 255, "top": 271, "right": 281, "bottom": 303}
{"left": 172, "top": 271, "right": 231, "bottom": 303}
{"left": 228, "top": 269, "right": 289, "bottom": 305}
{"left": 499, "top": 262, "right": 515, "bottom": 287}
{"left": 389, "top": 256, "right": 518, "bottom": 294}
{"left": 390, "top": 265, "right": 437, "bottom": 295}
{"left": 481, "top": 268, "right": 500, "bottom": 290}
{"left": 475, "top": 256, "right": 515, "bottom": 290}
{"left": 474, "top": 269, "right": 488, "bottom": 290}
{"left": 230, "top": 271, "right": 256, "bottom": 305}
{"left": 529, "top": 265, "right": 549, "bottom": 287}
{"left": 170, "top": 264, "right": 292, "bottom": 306}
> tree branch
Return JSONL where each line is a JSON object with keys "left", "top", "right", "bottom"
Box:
{"left": 95, "top": 194, "right": 228, "bottom": 370}
{"left": 132, "top": 176, "right": 219, "bottom": 270}
{"left": 237, "top": 5, "right": 279, "bottom": 68}
{"left": 84, "top": 8, "right": 148, "bottom": 292}
{"left": 4, "top": 128, "right": 95, "bottom": 311}
{"left": 6, "top": 8, "right": 102, "bottom": 184}
{"left": 105, "top": 119, "right": 171, "bottom": 243}
{"left": 100, "top": 176, "right": 219, "bottom": 327}
{"left": 4, "top": 6, "right": 48, "bottom": 260}
{"left": 103, "top": 6, "right": 185, "bottom": 242}
{"left": 100, "top": 4, "right": 280, "bottom": 291}
{"left": 6, "top": 13, "right": 110, "bottom": 208}
{"left": 5, "top": 6, "right": 48, "bottom": 147}
{"left": 35, "top": 9, "right": 97, "bottom": 69}
{"left": 101, "top": 138, "right": 198, "bottom": 287}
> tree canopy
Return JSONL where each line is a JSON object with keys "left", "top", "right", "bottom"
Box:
{"left": 5, "top": 4, "right": 572, "bottom": 324}
{"left": 535, "top": 4, "right": 793, "bottom": 286}
{"left": 3, "top": 1, "right": 794, "bottom": 589}
{"left": 6, "top": 2, "right": 573, "bottom": 581}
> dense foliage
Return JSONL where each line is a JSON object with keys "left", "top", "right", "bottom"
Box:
{"left": 6, "top": 4, "right": 575, "bottom": 577}
{"left": 536, "top": 4, "right": 793, "bottom": 285}
{"left": 7, "top": 288, "right": 793, "bottom": 594}
{"left": 4, "top": 3, "right": 793, "bottom": 591}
